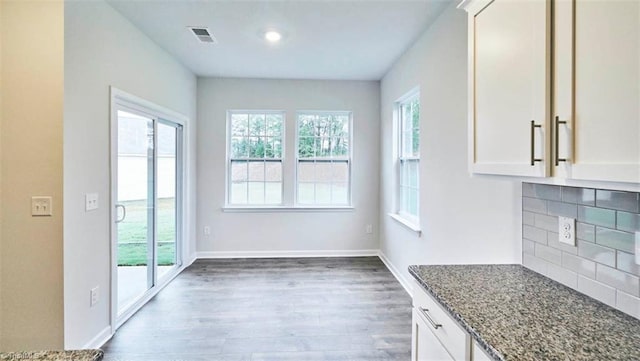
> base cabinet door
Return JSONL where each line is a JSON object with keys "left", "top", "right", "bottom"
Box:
{"left": 412, "top": 308, "right": 454, "bottom": 361}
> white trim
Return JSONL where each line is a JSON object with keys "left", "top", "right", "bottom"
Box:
{"left": 109, "top": 86, "right": 190, "bottom": 334}
{"left": 196, "top": 249, "right": 378, "bottom": 259}
{"left": 377, "top": 251, "right": 412, "bottom": 297}
{"left": 222, "top": 206, "right": 354, "bottom": 213}
{"left": 294, "top": 111, "right": 354, "bottom": 207}
{"left": 82, "top": 326, "right": 112, "bottom": 350}
{"left": 388, "top": 213, "right": 422, "bottom": 236}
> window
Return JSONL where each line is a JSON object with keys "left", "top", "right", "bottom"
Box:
{"left": 297, "top": 112, "right": 351, "bottom": 205}
{"left": 228, "top": 111, "right": 284, "bottom": 205}
{"left": 398, "top": 92, "right": 420, "bottom": 220}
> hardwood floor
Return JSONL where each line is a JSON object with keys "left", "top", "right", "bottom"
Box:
{"left": 102, "top": 257, "right": 412, "bottom": 361}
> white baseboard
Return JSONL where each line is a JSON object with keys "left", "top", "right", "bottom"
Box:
{"left": 196, "top": 249, "right": 379, "bottom": 259}
{"left": 377, "top": 250, "right": 412, "bottom": 297}
{"left": 82, "top": 326, "right": 111, "bottom": 350}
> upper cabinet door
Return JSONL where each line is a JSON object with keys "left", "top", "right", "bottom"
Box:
{"left": 555, "top": 0, "right": 640, "bottom": 184}
{"left": 462, "top": 0, "right": 551, "bottom": 177}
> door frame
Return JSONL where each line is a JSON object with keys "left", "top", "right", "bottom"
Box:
{"left": 109, "top": 87, "right": 190, "bottom": 333}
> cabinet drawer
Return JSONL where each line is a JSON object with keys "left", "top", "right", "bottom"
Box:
{"left": 413, "top": 280, "right": 470, "bottom": 361}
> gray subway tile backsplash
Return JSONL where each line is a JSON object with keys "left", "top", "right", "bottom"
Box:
{"left": 562, "top": 253, "right": 596, "bottom": 279}
{"left": 617, "top": 251, "right": 640, "bottom": 277}
{"left": 617, "top": 211, "right": 640, "bottom": 232}
{"left": 561, "top": 186, "right": 595, "bottom": 206}
{"left": 596, "top": 264, "right": 640, "bottom": 297}
{"left": 595, "top": 227, "right": 635, "bottom": 253}
{"left": 576, "top": 222, "right": 596, "bottom": 242}
{"left": 596, "top": 189, "right": 640, "bottom": 213}
{"left": 522, "top": 183, "right": 640, "bottom": 320}
{"left": 577, "top": 240, "right": 616, "bottom": 267}
{"left": 577, "top": 275, "right": 617, "bottom": 307}
{"left": 577, "top": 205, "right": 616, "bottom": 228}
{"left": 547, "top": 200, "right": 578, "bottom": 218}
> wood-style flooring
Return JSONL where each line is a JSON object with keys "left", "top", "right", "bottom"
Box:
{"left": 102, "top": 257, "right": 412, "bottom": 361}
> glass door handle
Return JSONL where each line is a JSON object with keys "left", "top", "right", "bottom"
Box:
{"left": 115, "top": 204, "right": 126, "bottom": 223}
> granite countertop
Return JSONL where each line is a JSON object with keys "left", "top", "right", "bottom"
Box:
{"left": 0, "top": 349, "right": 103, "bottom": 361}
{"left": 408, "top": 264, "right": 640, "bottom": 361}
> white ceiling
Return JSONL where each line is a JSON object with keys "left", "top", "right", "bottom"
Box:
{"left": 106, "top": 0, "right": 451, "bottom": 80}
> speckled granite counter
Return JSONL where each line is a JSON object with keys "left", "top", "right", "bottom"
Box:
{"left": 0, "top": 350, "right": 103, "bottom": 361}
{"left": 408, "top": 264, "right": 640, "bottom": 361}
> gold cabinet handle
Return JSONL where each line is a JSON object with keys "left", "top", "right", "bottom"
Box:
{"left": 554, "top": 116, "right": 568, "bottom": 166}
{"left": 530, "top": 120, "right": 543, "bottom": 166}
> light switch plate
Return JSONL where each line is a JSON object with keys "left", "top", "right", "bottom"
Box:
{"left": 31, "top": 196, "right": 52, "bottom": 216}
{"left": 85, "top": 193, "right": 99, "bottom": 211}
{"left": 558, "top": 216, "right": 576, "bottom": 246}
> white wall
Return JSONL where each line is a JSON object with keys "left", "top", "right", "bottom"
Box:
{"left": 197, "top": 78, "right": 380, "bottom": 255}
{"left": 64, "top": 0, "right": 197, "bottom": 348}
{"left": 0, "top": 1, "right": 64, "bottom": 351}
{"left": 379, "top": 2, "right": 521, "bottom": 290}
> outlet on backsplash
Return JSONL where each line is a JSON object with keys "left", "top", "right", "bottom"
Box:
{"left": 522, "top": 182, "right": 640, "bottom": 320}
{"left": 558, "top": 217, "right": 576, "bottom": 246}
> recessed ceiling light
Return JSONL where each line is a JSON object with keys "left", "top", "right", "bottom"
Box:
{"left": 264, "top": 30, "right": 282, "bottom": 43}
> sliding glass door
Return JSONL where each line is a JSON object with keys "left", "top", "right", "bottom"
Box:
{"left": 113, "top": 102, "right": 183, "bottom": 323}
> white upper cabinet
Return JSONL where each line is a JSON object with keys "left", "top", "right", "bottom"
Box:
{"left": 461, "top": 0, "right": 551, "bottom": 177}
{"left": 554, "top": 0, "right": 640, "bottom": 184}
{"left": 461, "top": 0, "right": 640, "bottom": 184}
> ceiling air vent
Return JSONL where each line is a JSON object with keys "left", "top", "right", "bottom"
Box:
{"left": 188, "top": 27, "right": 217, "bottom": 44}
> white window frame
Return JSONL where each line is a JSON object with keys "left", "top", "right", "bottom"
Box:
{"left": 295, "top": 111, "right": 353, "bottom": 207}
{"left": 226, "top": 110, "right": 285, "bottom": 206}
{"left": 396, "top": 90, "right": 420, "bottom": 226}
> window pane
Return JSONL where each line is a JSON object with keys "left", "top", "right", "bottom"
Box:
{"left": 266, "top": 114, "right": 283, "bottom": 137}
{"left": 248, "top": 162, "right": 264, "bottom": 181}
{"left": 315, "top": 162, "right": 332, "bottom": 182}
{"left": 408, "top": 160, "right": 419, "bottom": 188}
{"left": 315, "top": 183, "right": 332, "bottom": 204}
{"left": 249, "top": 114, "right": 265, "bottom": 137}
{"left": 331, "top": 137, "right": 348, "bottom": 157}
{"left": 265, "top": 182, "right": 282, "bottom": 204}
{"left": 231, "top": 137, "right": 248, "bottom": 158}
{"left": 230, "top": 182, "right": 247, "bottom": 204}
{"left": 265, "top": 162, "right": 282, "bottom": 182}
{"left": 408, "top": 188, "right": 419, "bottom": 216}
{"left": 231, "top": 161, "right": 248, "bottom": 182}
{"left": 231, "top": 114, "right": 248, "bottom": 136}
{"left": 298, "top": 183, "right": 315, "bottom": 204}
{"left": 399, "top": 161, "right": 408, "bottom": 187}
{"left": 332, "top": 183, "right": 349, "bottom": 204}
{"left": 248, "top": 182, "right": 264, "bottom": 204}
{"left": 298, "top": 137, "right": 314, "bottom": 158}
{"left": 318, "top": 138, "right": 331, "bottom": 158}
{"left": 400, "top": 187, "right": 409, "bottom": 212}
{"left": 316, "top": 115, "right": 331, "bottom": 138}
{"left": 331, "top": 162, "right": 349, "bottom": 182}
{"left": 271, "top": 139, "right": 282, "bottom": 158}
{"left": 298, "top": 161, "right": 315, "bottom": 182}
{"left": 249, "top": 137, "right": 265, "bottom": 158}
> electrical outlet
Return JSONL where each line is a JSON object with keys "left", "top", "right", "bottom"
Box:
{"left": 558, "top": 216, "right": 576, "bottom": 246}
{"left": 204, "top": 226, "right": 211, "bottom": 236}
{"left": 90, "top": 286, "right": 99, "bottom": 307}
{"left": 31, "top": 196, "right": 52, "bottom": 216}
{"left": 365, "top": 224, "right": 373, "bottom": 234}
{"left": 85, "top": 193, "right": 99, "bottom": 211}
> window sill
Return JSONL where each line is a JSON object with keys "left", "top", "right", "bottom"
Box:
{"left": 223, "top": 206, "right": 355, "bottom": 213}
{"left": 388, "top": 213, "right": 422, "bottom": 236}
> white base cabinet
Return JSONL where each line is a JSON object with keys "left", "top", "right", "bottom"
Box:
{"left": 411, "top": 280, "right": 472, "bottom": 361}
